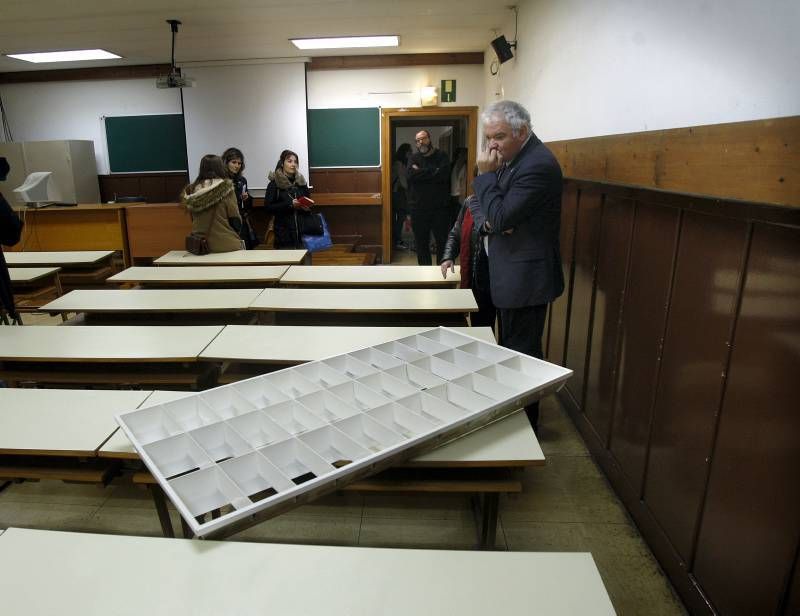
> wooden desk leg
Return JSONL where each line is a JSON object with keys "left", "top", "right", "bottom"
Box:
{"left": 472, "top": 493, "right": 500, "bottom": 550}
{"left": 181, "top": 517, "right": 193, "bottom": 539}
{"left": 149, "top": 484, "right": 175, "bottom": 538}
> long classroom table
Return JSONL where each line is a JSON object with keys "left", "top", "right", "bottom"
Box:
{"left": 279, "top": 265, "right": 461, "bottom": 288}
{"left": 107, "top": 265, "right": 289, "bottom": 288}
{"left": 41, "top": 288, "right": 264, "bottom": 323}
{"left": 252, "top": 287, "right": 478, "bottom": 326}
{"left": 0, "top": 528, "right": 616, "bottom": 615}
{"left": 155, "top": 249, "right": 307, "bottom": 266}
{"left": 4, "top": 250, "right": 117, "bottom": 289}
{"left": 8, "top": 267, "right": 63, "bottom": 312}
{"left": 0, "top": 325, "right": 224, "bottom": 388}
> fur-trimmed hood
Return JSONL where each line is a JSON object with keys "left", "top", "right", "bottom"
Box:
{"left": 268, "top": 168, "right": 307, "bottom": 190}
{"left": 181, "top": 179, "right": 235, "bottom": 214}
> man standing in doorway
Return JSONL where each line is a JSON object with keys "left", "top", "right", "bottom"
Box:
{"left": 471, "top": 100, "right": 564, "bottom": 432}
{"left": 407, "top": 129, "right": 451, "bottom": 265}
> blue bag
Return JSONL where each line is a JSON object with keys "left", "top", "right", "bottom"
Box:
{"left": 301, "top": 213, "right": 333, "bottom": 253}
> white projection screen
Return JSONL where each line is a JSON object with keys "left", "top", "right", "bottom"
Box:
{"left": 181, "top": 61, "right": 309, "bottom": 191}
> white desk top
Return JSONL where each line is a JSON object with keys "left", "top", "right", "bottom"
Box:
{"left": 199, "top": 325, "right": 496, "bottom": 363}
{"left": 281, "top": 265, "right": 461, "bottom": 287}
{"left": 3, "top": 250, "right": 114, "bottom": 266}
{"left": 0, "top": 389, "right": 152, "bottom": 456}
{"left": 155, "top": 249, "right": 307, "bottom": 266}
{"left": 100, "top": 387, "right": 543, "bottom": 466}
{"left": 8, "top": 267, "right": 61, "bottom": 282}
{"left": 0, "top": 325, "right": 223, "bottom": 362}
{"left": 251, "top": 288, "right": 478, "bottom": 313}
{"left": 0, "top": 528, "right": 615, "bottom": 616}
{"left": 107, "top": 266, "right": 289, "bottom": 284}
{"left": 41, "top": 289, "right": 264, "bottom": 313}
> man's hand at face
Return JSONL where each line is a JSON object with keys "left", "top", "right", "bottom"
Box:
{"left": 477, "top": 148, "right": 502, "bottom": 174}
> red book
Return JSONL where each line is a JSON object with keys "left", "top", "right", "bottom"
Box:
{"left": 296, "top": 196, "right": 315, "bottom": 207}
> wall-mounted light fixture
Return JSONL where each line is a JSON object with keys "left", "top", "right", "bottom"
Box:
{"left": 420, "top": 85, "right": 438, "bottom": 106}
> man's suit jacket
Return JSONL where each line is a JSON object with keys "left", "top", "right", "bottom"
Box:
{"left": 472, "top": 134, "right": 564, "bottom": 309}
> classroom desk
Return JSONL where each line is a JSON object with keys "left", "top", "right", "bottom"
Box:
{"left": 199, "top": 324, "right": 497, "bottom": 366}
{"left": 41, "top": 288, "right": 264, "bottom": 324}
{"left": 4, "top": 250, "right": 117, "bottom": 289}
{"left": 280, "top": 265, "right": 461, "bottom": 288}
{"left": 0, "top": 325, "right": 223, "bottom": 388}
{"left": 9, "top": 204, "right": 134, "bottom": 266}
{"left": 4, "top": 249, "right": 115, "bottom": 267}
{"left": 0, "top": 528, "right": 616, "bottom": 616}
{"left": 251, "top": 288, "right": 478, "bottom": 326}
{"left": 8, "top": 267, "right": 63, "bottom": 311}
{"left": 155, "top": 249, "right": 307, "bottom": 266}
{"left": 107, "top": 265, "right": 289, "bottom": 287}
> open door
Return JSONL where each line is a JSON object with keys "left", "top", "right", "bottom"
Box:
{"left": 380, "top": 106, "right": 478, "bottom": 263}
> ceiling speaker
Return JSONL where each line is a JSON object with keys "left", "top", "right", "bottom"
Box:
{"left": 491, "top": 35, "right": 515, "bottom": 64}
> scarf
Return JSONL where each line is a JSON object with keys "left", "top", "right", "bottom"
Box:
{"left": 268, "top": 168, "right": 307, "bottom": 190}
{"left": 458, "top": 207, "right": 475, "bottom": 290}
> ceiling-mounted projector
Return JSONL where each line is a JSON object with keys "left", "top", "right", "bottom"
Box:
{"left": 156, "top": 19, "right": 194, "bottom": 89}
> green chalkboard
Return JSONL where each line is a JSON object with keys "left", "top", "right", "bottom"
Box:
{"left": 308, "top": 108, "right": 380, "bottom": 167}
{"left": 105, "top": 114, "right": 188, "bottom": 172}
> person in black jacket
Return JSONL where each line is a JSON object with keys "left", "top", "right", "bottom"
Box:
{"left": 222, "top": 147, "right": 257, "bottom": 249}
{"left": 440, "top": 195, "right": 497, "bottom": 330}
{"left": 407, "top": 130, "right": 451, "bottom": 265}
{"left": 0, "top": 157, "right": 24, "bottom": 324}
{"left": 264, "top": 149, "right": 312, "bottom": 249}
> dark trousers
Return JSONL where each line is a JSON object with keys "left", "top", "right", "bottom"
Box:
{"left": 470, "top": 246, "right": 497, "bottom": 330}
{"left": 498, "top": 303, "right": 548, "bottom": 430}
{"left": 412, "top": 207, "right": 450, "bottom": 265}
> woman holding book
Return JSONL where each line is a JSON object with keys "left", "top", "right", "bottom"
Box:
{"left": 264, "top": 149, "right": 313, "bottom": 249}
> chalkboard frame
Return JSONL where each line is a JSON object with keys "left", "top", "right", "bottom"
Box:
{"left": 308, "top": 107, "right": 381, "bottom": 168}
{"left": 104, "top": 113, "right": 189, "bottom": 173}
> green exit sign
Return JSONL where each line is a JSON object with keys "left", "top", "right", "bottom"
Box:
{"left": 441, "top": 79, "right": 456, "bottom": 103}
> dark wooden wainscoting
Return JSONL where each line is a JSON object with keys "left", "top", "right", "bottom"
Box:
{"left": 98, "top": 172, "right": 189, "bottom": 204}
{"left": 547, "top": 179, "right": 800, "bottom": 616}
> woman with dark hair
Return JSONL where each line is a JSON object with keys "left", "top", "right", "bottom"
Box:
{"left": 181, "top": 154, "right": 243, "bottom": 253}
{"left": 222, "top": 147, "right": 257, "bottom": 249}
{"left": 264, "top": 149, "right": 312, "bottom": 249}
{"left": 391, "top": 143, "right": 412, "bottom": 249}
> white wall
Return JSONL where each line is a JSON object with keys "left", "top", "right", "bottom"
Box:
{"left": 182, "top": 62, "right": 308, "bottom": 189}
{"left": 0, "top": 79, "right": 181, "bottom": 174}
{"left": 484, "top": 0, "right": 800, "bottom": 141}
{"left": 307, "top": 64, "right": 484, "bottom": 109}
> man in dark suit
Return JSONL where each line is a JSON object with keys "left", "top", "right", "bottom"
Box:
{"left": 470, "top": 101, "right": 564, "bottom": 432}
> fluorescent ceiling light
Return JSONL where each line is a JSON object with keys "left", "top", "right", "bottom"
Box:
{"left": 6, "top": 49, "right": 122, "bottom": 63}
{"left": 290, "top": 36, "right": 399, "bottom": 50}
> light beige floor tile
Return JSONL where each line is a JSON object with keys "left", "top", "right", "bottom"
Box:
{"left": 0, "top": 500, "right": 99, "bottom": 532}
{"left": 358, "top": 516, "right": 488, "bottom": 550}
{"left": 230, "top": 512, "right": 361, "bottom": 546}
{"left": 538, "top": 396, "right": 590, "bottom": 456}
{"left": 362, "top": 493, "right": 472, "bottom": 521}
{"left": 0, "top": 479, "right": 110, "bottom": 507}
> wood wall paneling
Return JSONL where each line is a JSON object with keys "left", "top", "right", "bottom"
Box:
{"left": 98, "top": 172, "right": 188, "bottom": 203}
{"left": 563, "top": 189, "right": 603, "bottom": 409}
{"left": 546, "top": 183, "right": 578, "bottom": 365}
{"left": 547, "top": 116, "right": 800, "bottom": 207}
{"left": 609, "top": 202, "right": 680, "bottom": 493}
{"left": 125, "top": 204, "right": 192, "bottom": 260}
{"left": 693, "top": 222, "right": 800, "bottom": 616}
{"left": 583, "top": 197, "right": 635, "bottom": 447}
{"left": 643, "top": 211, "right": 748, "bottom": 564}
{"left": 308, "top": 52, "right": 484, "bottom": 71}
{"left": 308, "top": 169, "right": 381, "bottom": 194}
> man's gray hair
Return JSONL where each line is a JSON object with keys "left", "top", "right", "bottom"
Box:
{"left": 481, "top": 100, "right": 532, "bottom": 137}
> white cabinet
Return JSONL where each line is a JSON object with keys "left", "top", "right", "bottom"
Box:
{"left": 0, "top": 140, "right": 100, "bottom": 204}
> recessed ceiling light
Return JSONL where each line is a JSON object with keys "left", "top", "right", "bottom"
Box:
{"left": 6, "top": 49, "right": 122, "bottom": 63}
{"left": 290, "top": 36, "right": 399, "bottom": 50}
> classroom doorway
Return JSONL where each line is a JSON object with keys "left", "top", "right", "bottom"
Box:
{"left": 380, "top": 107, "right": 478, "bottom": 264}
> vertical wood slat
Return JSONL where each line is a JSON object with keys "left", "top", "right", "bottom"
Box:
{"left": 563, "top": 189, "right": 603, "bottom": 409}
{"left": 643, "top": 211, "right": 749, "bottom": 563}
{"left": 608, "top": 203, "right": 680, "bottom": 491}
{"left": 692, "top": 222, "right": 800, "bottom": 616}
{"left": 546, "top": 183, "right": 579, "bottom": 366}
